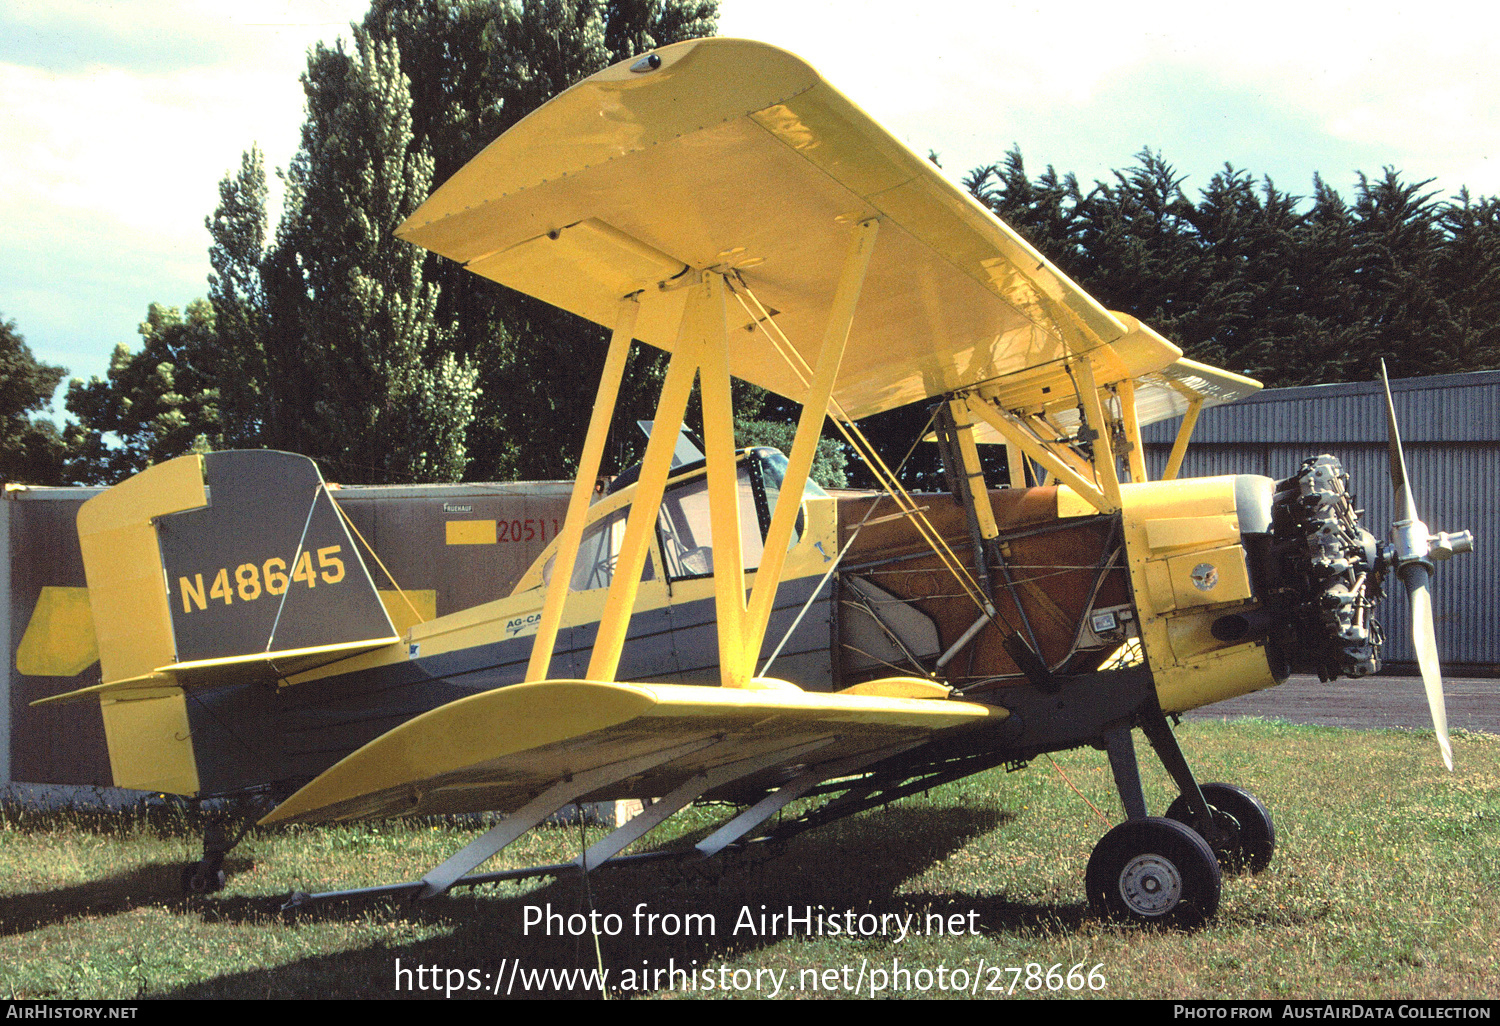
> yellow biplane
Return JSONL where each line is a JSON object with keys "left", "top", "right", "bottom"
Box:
{"left": 38, "top": 39, "right": 1471, "bottom": 925}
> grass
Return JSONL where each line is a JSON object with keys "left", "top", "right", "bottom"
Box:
{"left": 1, "top": 719, "right": 1496, "bottom": 1000}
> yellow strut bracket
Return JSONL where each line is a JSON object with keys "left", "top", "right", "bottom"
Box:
{"left": 1163, "top": 398, "right": 1204, "bottom": 482}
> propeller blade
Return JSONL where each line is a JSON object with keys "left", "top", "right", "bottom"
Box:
{"left": 1402, "top": 562, "right": 1454, "bottom": 771}
{"left": 1379, "top": 360, "right": 1419, "bottom": 525}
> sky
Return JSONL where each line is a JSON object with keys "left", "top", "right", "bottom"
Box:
{"left": 5, "top": 0, "right": 1500, "bottom": 407}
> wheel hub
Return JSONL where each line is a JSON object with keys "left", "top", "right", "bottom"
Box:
{"left": 1118, "top": 854, "right": 1183, "bottom": 916}
{"left": 1204, "top": 808, "right": 1242, "bottom": 853}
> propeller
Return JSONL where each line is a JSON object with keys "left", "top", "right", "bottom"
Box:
{"left": 1378, "top": 361, "right": 1473, "bottom": 771}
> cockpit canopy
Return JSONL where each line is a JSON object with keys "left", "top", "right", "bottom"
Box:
{"left": 539, "top": 447, "right": 825, "bottom": 593}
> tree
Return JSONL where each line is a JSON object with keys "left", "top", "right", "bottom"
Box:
{"left": 1434, "top": 190, "right": 1500, "bottom": 372}
{"left": 262, "top": 25, "right": 478, "bottom": 483}
{"left": 0, "top": 314, "right": 68, "bottom": 485}
{"left": 205, "top": 147, "right": 270, "bottom": 449}
{"left": 357, "top": 0, "right": 720, "bottom": 480}
{"left": 64, "top": 301, "right": 223, "bottom": 484}
{"left": 727, "top": 382, "right": 848, "bottom": 488}
{"left": 964, "top": 144, "right": 1500, "bottom": 391}
{"left": 966, "top": 147, "right": 1085, "bottom": 270}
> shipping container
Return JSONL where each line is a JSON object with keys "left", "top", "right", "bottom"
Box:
{"left": 3, "top": 474, "right": 571, "bottom": 788}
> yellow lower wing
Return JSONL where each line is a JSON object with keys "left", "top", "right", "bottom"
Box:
{"left": 261, "top": 679, "right": 1003, "bottom": 826}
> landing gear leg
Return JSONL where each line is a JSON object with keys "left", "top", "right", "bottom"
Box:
{"left": 180, "top": 798, "right": 267, "bottom": 895}
{"left": 1102, "top": 725, "right": 1147, "bottom": 820}
{"left": 1136, "top": 703, "right": 1218, "bottom": 841}
{"left": 181, "top": 822, "right": 228, "bottom": 895}
{"left": 1089, "top": 718, "right": 1221, "bottom": 926}
{"left": 1139, "top": 701, "right": 1276, "bottom": 874}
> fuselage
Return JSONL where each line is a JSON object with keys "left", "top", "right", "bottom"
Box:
{"left": 166, "top": 449, "right": 1293, "bottom": 799}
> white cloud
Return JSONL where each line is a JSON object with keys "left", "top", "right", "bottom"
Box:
{"left": 719, "top": 0, "right": 1500, "bottom": 194}
{"left": 7, "top": 0, "right": 1500, "bottom": 395}
{"left": 0, "top": 0, "right": 370, "bottom": 383}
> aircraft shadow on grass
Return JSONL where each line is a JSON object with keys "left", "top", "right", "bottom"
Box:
{"left": 158, "top": 805, "right": 1037, "bottom": 999}
{"left": 0, "top": 855, "right": 256, "bottom": 939}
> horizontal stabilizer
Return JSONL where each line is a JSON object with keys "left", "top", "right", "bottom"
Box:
{"left": 261, "top": 679, "right": 1003, "bottom": 826}
{"left": 30, "top": 637, "right": 402, "bottom": 707}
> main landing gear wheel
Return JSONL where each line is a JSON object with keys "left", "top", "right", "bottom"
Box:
{"left": 1086, "top": 818, "right": 1221, "bottom": 928}
{"left": 1166, "top": 782, "right": 1276, "bottom": 874}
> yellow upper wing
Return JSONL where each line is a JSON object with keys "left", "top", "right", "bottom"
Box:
{"left": 398, "top": 37, "right": 1178, "bottom": 420}
{"left": 967, "top": 344, "right": 1262, "bottom": 445}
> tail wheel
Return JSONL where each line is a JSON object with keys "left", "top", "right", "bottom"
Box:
{"left": 181, "top": 855, "right": 227, "bottom": 895}
{"left": 1086, "top": 818, "right": 1220, "bottom": 928}
{"left": 1165, "top": 782, "right": 1276, "bottom": 874}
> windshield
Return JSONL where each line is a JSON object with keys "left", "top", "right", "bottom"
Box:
{"left": 758, "top": 449, "right": 828, "bottom": 500}
{"left": 537, "top": 448, "right": 822, "bottom": 591}
{"left": 657, "top": 462, "right": 763, "bottom": 579}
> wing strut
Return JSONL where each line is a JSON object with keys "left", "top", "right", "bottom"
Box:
{"left": 566, "top": 218, "right": 880, "bottom": 689}
{"left": 1162, "top": 398, "right": 1204, "bottom": 481}
{"left": 1114, "top": 378, "right": 1149, "bottom": 483}
{"left": 576, "top": 737, "right": 836, "bottom": 870}
{"left": 694, "top": 272, "right": 753, "bottom": 684}
{"left": 695, "top": 741, "right": 921, "bottom": 857}
{"left": 739, "top": 219, "right": 880, "bottom": 678}
{"left": 961, "top": 394, "right": 1118, "bottom": 512}
{"left": 416, "top": 737, "right": 718, "bottom": 898}
{"left": 526, "top": 297, "right": 640, "bottom": 682}
{"left": 278, "top": 737, "right": 937, "bottom": 909}
{"left": 586, "top": 290, "right": 706, "bottom": 681}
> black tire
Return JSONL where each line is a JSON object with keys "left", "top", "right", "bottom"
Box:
{"left": 1086, "top": 817, "right": 1221, "bottom": 928}
{"left": 1166, "top": 782, "right": 1275, "bottom": 874}
{"left": 181, "top": 861, "right": 227, "bottom": 895}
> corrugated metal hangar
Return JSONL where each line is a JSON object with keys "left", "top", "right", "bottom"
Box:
{"left": 1143, "top": 368, "right": 1498, "bottom": 670}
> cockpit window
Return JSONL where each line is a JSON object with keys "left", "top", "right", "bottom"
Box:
{"left": 756, "top": 449, "right": 823, "bottom": 545}
{"left": 657, "top": 464, "right": 764, "bottom": 579}
{"left": 542, "top": 448, "right": 819, "bottom": 589}
{"left": 542, "top": 506, "right": 654, "bottom": 592}
{"left": 757, "top": 449, "right": 828, "bottom": 500}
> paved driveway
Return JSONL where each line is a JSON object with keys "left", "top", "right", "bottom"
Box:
{"left": 1182, "top": 674, "right": 1499, "bottom": 733}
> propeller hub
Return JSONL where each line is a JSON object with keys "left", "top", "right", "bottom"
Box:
{"left": 1428, "top": 530, "right": 1474, "bottom": 562}
{"left": 1381, "top": 524, "right": 1473, "bottom": 580}
{"left": 1388, "top": 517, "right": 1433, "bottom": 570}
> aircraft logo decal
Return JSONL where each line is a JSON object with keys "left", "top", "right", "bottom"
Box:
{"left": 1191, "top": 563, "right": 1219, "bottom": 592}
